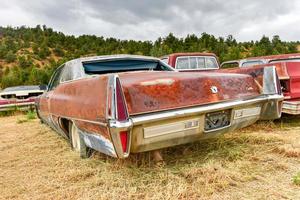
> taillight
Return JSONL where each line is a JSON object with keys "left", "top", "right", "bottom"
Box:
{"left": 119, "top": 131, "right": 128, "bottom": 152}
{"left": 116, "top": 78, "right": 128, "bottom": 121}
{"left": 116, "top": 78, "right": 129, "bottom": 152}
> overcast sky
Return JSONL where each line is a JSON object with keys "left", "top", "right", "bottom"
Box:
{"left": 1, "top": 0, "right": 300, "bottom": 41}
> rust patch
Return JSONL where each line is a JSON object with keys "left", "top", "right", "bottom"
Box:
{"left": 119, "top": 71, "right": 260, "bottom": 115}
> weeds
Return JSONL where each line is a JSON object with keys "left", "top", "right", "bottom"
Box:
{"left": 17, "top": 110, "right": 36, "bottom": 123}
{"left": 0, "top": 107, "right": 17, "bottom": 117}
{"left": 26, "top": 110, "right": 36, "bottom": 120}
{"left": 293, "top": 172, "right": 300, "bottom": 186}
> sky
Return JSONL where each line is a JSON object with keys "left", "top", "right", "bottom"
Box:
{"left": 1, "top": 0, "right": 300, "bottom": 41}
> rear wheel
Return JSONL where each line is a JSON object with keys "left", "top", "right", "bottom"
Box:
{"left": 69, "top": 122, "right": 92, "bottom": 158}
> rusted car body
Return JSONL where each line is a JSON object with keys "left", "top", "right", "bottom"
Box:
{"left": 161, "top": 53, "right": 219, "bottom": 71}
{"left": 0, "top": 85, "right": 45, "bottom": 111}
{"left": 36, "top": 55, "right": 283, "bottom": 159}
{"left": 221, "top": 53, "right": 300, "bottom": 114}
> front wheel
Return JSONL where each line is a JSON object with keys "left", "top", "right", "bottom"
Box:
{"left": 69, "top": 122, "right": 92, "bottom": 158}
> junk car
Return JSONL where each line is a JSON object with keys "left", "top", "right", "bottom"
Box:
{"left": 36, "top": 55, "right": 283, "bottom": 158}
{"left": 221, "top": 53, "right": 300, "bottom": 114}
{"left": 0, "top": 85, "right": 46, "bottom": 111}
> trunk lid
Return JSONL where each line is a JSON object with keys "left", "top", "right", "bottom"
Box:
{"left": 118, "top": 71, "right": 260, "bottom": 115}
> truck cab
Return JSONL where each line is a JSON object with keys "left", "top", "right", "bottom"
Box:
{"left": 161, "top": 53, "right": 220, "bottom": 71}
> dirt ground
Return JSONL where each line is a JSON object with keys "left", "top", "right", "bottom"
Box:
{"left": 0, "top": 115, "right": 299, "bottom": 200}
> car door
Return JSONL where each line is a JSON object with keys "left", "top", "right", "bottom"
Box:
{"left": 38, "top": 65, "right": 64, "bottom": 126}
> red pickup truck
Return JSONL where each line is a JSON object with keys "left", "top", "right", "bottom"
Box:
{"left": 161, "top": 53, "right": 220, "bottom": 71}
{"left": 162, "top": 52, "right": 300, "bottom": 115}
{"left": 221, "top": 53, "right": 300, "bottom": 115}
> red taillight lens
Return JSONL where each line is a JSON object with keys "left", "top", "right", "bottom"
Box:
{"left": 119, "top": 131, "right": 128, "bottom": 152}
{"left": 116, "top": 78, "right": 129, "bottom": 153}
{"left": 116, "top": 79, "right": 127, "bottom": 121}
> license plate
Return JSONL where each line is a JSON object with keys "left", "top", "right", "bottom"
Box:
{"left": 204, "top": 110, "right": 231, "bottom": 131}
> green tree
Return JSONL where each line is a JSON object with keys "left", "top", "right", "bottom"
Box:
{"left": 5, "top": 51, "right": 16, "bottom": 63}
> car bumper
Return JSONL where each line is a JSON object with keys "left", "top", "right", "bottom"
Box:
{"left": 0, "top": 102, "right": 35, "bottom": 112}
{"left": 282, "top": 100, "right": 300, "bottom": 115}
{"left": 102, "top": 94, "right": 283, "bottom": 158}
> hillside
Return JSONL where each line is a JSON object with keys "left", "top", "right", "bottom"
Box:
{"left": 0, "top": 25, "right": 299, "bottom": 89}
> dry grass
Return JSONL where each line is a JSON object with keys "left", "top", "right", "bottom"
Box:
{"left": 0, "top": 115, "right": 300, "bottom": 200}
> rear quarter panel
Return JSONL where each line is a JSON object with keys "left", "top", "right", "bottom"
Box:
{"left": 50, "top": 76, "right": 110, "bottom": 139}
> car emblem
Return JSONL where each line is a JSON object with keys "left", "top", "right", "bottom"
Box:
{"left": 211, "top": 86, "right": 218, "bottom": 94}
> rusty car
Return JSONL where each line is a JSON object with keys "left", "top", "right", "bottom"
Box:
{"left": 35, "top": 55, "right": 283, "bottom": 159}
{"left": 0, "top": 85, "right": 46, "bottom": 111}
{"left": 221, "top": 53, "right": 300, "bottom": 114}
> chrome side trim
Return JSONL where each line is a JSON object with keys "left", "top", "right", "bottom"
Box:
{"left": 130, "top": 94, "right": 283, "bottom": 126}
{"left": 49, "top": 113, "right": 107, "bottom": 126}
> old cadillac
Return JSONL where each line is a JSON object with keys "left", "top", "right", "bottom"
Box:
{"left": 221, "top": 53, "right": 300, "bottom": 115}
{"left": 36, "top": 55, "right": 283, "bottom": 159}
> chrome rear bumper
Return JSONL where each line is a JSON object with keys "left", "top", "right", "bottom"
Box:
{"left": 107, "top": 94, "right": 283, "bottom": 158}
{"left": 282, "top": 100, "right": 300, "bottom": 115}
{"left": 131, "top": 94, "right": 283, "bottom": 125}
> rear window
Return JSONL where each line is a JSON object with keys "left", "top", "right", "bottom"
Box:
{"left": 241, "top": 60, "right": 264, "bottom": 67}
{"left": 270, "top": 58, "right": 300, "bottom": 63}
{"left": 83, "top": 59, "right": 173, "bottom": 74}
{"left": 221, "top": 62, "right": 239, "bottom": 69}
{"left": 176, "top": 56, "right": 218, "bottom": 70}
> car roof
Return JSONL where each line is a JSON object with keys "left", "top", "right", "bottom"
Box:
{"left": 241, "top": 53, "right": 300, "bottom": 62}
{"left": 73, "top": 54, "right": 161, "bottom": 63}
{"left": 162, "top": 52, "right": 217, "bottom": 59}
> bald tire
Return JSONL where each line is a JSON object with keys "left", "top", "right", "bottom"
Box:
{"left": 69, "top": 122, "right": 92, "bottom": 159}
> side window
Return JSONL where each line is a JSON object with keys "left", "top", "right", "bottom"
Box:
{"left": 48, "top": 66, "right": 64, "bottom": 91}
{"left": 60, "top": 62, "right": 85, "bottom": 82}
{"left": 176, "top": 57, "right": 189, "bottom": 69}
{"left": 205, "top": 57, "right": 218, "bottom": 69}
{"left": 197, "top": 57, "right": 205, "bottom": 69}
{"left": 190, "top": 57, "right": 197, "bottom": 69}
{"left": 60, "top": 65, "right": 72, "bottom": 82}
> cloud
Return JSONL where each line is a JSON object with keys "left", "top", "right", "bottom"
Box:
{"left": 0, "top": 0, "right": 299, "bottom": 41}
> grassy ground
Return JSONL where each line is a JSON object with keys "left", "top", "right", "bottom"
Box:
{"left": 0, "top": 114, "right": 299, "bottom": 200}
